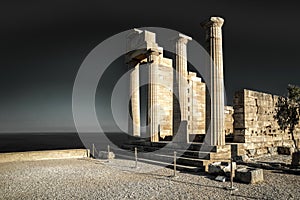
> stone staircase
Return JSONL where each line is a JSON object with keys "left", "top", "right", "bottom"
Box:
{"left": 111, "top": 140, "right": 231, "bottom": 172}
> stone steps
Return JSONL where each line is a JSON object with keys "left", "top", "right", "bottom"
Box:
{"left": 111, "top": 141, "right": 231, "bottom": 171}
{"left": 116, "top": 153, "right": 202, "bottom": 172}
{"left": 111, "top": 148, "right": 203, "bottom": 172}
{"left": 124, "top": 145, "right": 230, "bottom": 160}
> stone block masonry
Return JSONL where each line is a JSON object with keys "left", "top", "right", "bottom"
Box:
{"left": 233, "top": 89, "right": 300, "bottom": 157}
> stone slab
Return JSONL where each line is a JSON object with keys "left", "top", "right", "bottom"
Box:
{"left": 235, "top": 168, "right": 264, "bottom": 184}
{"left": 0, "top": 149, "right": 90, "bottom": 163}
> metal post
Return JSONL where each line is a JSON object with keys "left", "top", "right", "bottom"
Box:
{"left": 135, "top": 147, "right": 138, "bottom": 169}
{"left": 92, "top": 143, "right": 95, "bottom": 158}
{"left": 106, "top": 144, "right": 111, "bottom": 162}
{"left": 230, "top": 158, "right": 233, "bottom": 188}
{"left": 226, "top": 158, "right": 238, "bottom": 191}
{"left": 173, "top": 151, "right": 177, "bottom": 177}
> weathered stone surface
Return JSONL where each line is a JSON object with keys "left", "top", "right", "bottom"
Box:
{"left": 235, "top": 168, "right": 264, "bottom": 184}
{"left": 233, "top": 89, "right": 300, "bottom": 158}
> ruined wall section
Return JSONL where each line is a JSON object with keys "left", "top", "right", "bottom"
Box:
{"left": 150, "top": 56, "right": 174, "bottom": 139}
{"left": 233, "top": 89, "right": 300, "bottom": 157}
{"left": 186, "top": 72, "right": 206, "bottom": 135}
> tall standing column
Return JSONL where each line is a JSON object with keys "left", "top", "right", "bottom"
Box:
{"left": 176, "top": 34, "right": 192, "bottom": 121}
{"left": 126, "top": 29, "right": 143, "bottom": 137}
{"left": 201, "top": 17, "right": 225, "bottom": 146}
{"left": 130, "top": 64, "right": 140, "bottom": 137}
{"left": 148, "top": 55, "right": 159, "bottom": 142}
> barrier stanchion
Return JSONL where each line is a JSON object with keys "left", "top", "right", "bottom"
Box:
{"left": 173, "top": 151, "right": 177, "bottom": 177}
{"left": 92, "top": 144, "right": 95, "bottom": 158}
{"left": 135, "top": 147, "right": 138, "bottom": 169}
{"left": 226, "top": 158, "right": 238, "bottom": 191}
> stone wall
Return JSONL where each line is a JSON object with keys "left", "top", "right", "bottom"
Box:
{"left": 187, "top": 72, "right": 206, "bottom": 135}
{"left": 154, "top": 58, "right": 174, "bottom": 139}
{"left": 147, "top": 55, "right": 174, "bottom": 141}
{"left": 233, "top": 89, "right": 300, "bottom": 157}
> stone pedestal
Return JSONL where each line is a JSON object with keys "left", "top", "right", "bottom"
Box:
{"left": 201, "top": 17, "right": 225, "bottom": 146}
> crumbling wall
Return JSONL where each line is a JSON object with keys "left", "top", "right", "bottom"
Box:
{"left": 233, "top": 89, "right": 300, "bottom": 157}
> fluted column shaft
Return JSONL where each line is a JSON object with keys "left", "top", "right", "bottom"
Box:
{"left": 130, "top": 64, "right": 140, "bottom": 137}
{"left": 176, "top": 34, "right": 192, "bottom": 121}
{"left": 148, "top": 55, "right": 159, "bottom": 142}
{"left": 201, "top": 17, "right": 225, "bottom": 146}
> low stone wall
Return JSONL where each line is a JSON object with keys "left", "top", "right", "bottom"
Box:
{"left": 0, "top": 149, "right": 90, "bottom": 163}
{"left": 233, "top": 89, "right": 300, "bottom": 158}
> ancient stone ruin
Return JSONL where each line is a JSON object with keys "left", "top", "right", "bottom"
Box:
{"left": 124, "top": 16, "right": 300, "bottom": 168}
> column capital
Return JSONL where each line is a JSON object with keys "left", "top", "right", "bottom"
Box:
{"left": 201, "top": 16, "right": 224, "bottom": 29}
{"left": 177, "top": 33, "right": 192, "bottom": 44}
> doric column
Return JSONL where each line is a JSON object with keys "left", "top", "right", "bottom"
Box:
{"left": 148, "top": 56, "right": 158, "bottom": 142}
{"left": 176, "top": 34, "right": 192, "bottom": 121}
{"left": 201, "top": 17, "right": 225, "bottom": 146}
{"left": 130, "top": 64, "right": 140, "bottom": 137}
{"left": 126, "top": 29, "right": 143, "bottom": 137}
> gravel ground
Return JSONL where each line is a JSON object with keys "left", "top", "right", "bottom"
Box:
{"left": 252, "top": 154, "right": 292, "bottom": 164}
{"left": 0, "top": 158, "right": 299, "bottom": 200}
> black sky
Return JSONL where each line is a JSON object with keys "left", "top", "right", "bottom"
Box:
{"left": 1, "top": 0, "right": 300, "bottom": 132}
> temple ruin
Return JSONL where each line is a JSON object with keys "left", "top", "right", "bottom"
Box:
{"left": 124, "top": 17, "right": 300, "bottom": 167}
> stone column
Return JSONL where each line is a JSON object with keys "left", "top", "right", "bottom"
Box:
{"left": 148, "top": 55, "right": 159, "bottom": 142}
{"left": 126, "top": 29, "right": 143, "bottom": 137}
{"left": 176, "top": 34, "right": 192, "bottom": 121}
{"left": 130, "top": 64, "right": 140, "bottom": 137}
{"left": 201, "top": 17, "right": 225, "bottom": 146}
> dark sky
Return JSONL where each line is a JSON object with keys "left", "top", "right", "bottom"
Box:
{"left": 1, "top": 0, "right": 300, "bottom": 132}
